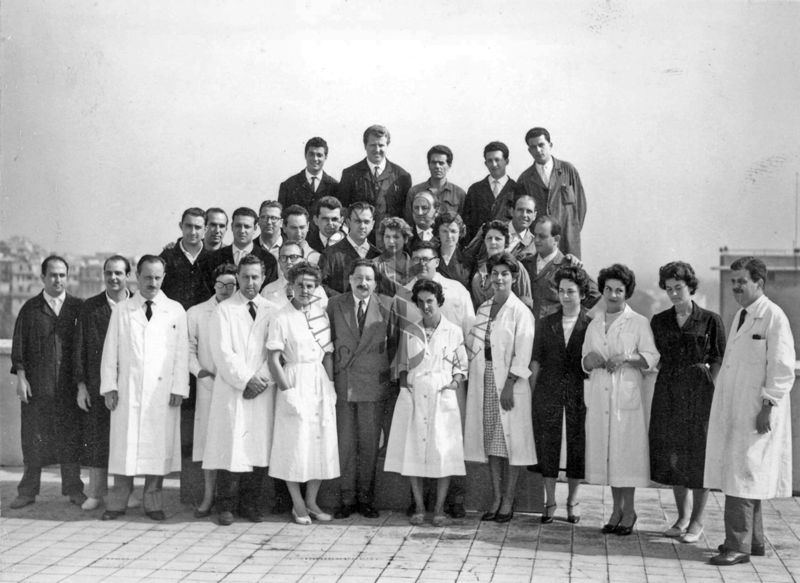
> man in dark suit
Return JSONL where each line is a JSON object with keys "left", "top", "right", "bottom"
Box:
{"left": 462, "top": 141, "right": 516, "bottom": 241}
{"left": 515, "top": 127, "right": 587, "bottom": 257}
{"left": 338, "top": 124, "right": 412, "bottom": 240}
{"left": 278, "top": 136, "right": 338, "bottom": 214}
{"left": 403, "top": 145, "right": 466, "bottom": 225}
{"left": 328, "top": 259, "right": 396, "bottom": 518}
{"left": 205, "top": 207, "right": 278, "bottom": 290}
{"left": 308, "top": 196, "right": 346, "bottom": 252}
{"left": 159, "top": 207, "right": 213, "bottom": 311}
{"left": 319, "top": 202, "right": 380, "bottom": 296}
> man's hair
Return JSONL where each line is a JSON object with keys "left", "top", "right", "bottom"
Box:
{"left": 181, "top": 207, "right": 206, "bottom": 225}
{"left": 237, "top": 254, "right": 265, "bottom": 274}
{"left": 411, "top": 278, "right": 444, "bottom": 307}
{"left": 363, "top": 124, "right": 391, "bottom": 146}
{"left": 287, "top": 261, "right": 321, "bottom": 285}
{"left": 349, "top": 258, "right": 379, "bottom": 277}
{"left": 730, "top": 256, "right": 768, "bottom": 286}
{"left": 136, "top": 254, "right": 166, "bottom": 275}
{"left": 433, "top": 211, "right": 466, "bottom": 241}
{"left": 347, "top": 201, "right": 375, "bottom": 221}
{"left": 212, "top": 262, "right": 238, "bottom": 280}
{"left": 512, "top": 191, "right": 536, "bottom": 209}
{"left": 103, "top": 254, "right": 131, "bottom": 275}
{"left": 533, "top": 215, "right": 562, "bottom": 238}
{"left": 232, "top": 207, "right": 258, "bottom": 223}
{"left": 205, "top": 207, "right": 228, "bottom": 224}
{"left": 554, "top": 266, "right": 592, "bottom": 297}
{"left": 411, "top": 239, "right": 440, "bottom": 255}
{"left": 41, "top": 255, "right": 69, "bottom": 276}
{"left": 259, "top": 200, "right": 283, "bottom": 215}
{"left": 525, "top": 127, "right": 551, "bottom": 145}
{"left": 378, "top": 217, "right": 413, "bottom": 241}
{"left": 427, "top": 144, "right": 453, "bottom": 166}
{"left": 315, "top": 195, "right": 342, "bottom": 216}
{"left": 279, "top": 240, "right": 304, "bottom": 257}
{"left": 483, "top": 141, "right": 509, "bottom": 161}
{"left": 283, "top": 204, "right": 309, "bottom": 222}
{"left": 305, "top": 136, "right": 329, "bottom": 156}
{"left": 598, "top": 263, "right": 636, "bottom": 299}
{"left": 486, "top": 251, "right": 520, "bottom": 276}
{"left": 658, "top": 261, "right": 699, "bottom": 294}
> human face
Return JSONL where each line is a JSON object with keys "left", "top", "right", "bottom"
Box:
{"left": 438, "top": 222, "right": 461, "bottom": 250}
{"left": 305, "top": 146, "right": 327, "bottom": 174}
{"left": 213, "top": 273, "right": 237, "bottom": 302}
{"left": 278, "top": 244, "right": 303, "bottom": 273}
{"left": 232, "top": 215, "right": 257, "bottom": 247}
{"left": 411, "top": 249, "right": 440, "bottom": 280}
{"left": 602, "top": 278, "right": 627, "bottom": 313}
{"left": 365, "top": 134, "right": 388, "bottom": 166}
{"left": 664, "top": 277, "right": 692, "bottom": 310}
{"left": 484, "top": 228, "right": 506, "bottom": 257}
{"left": 527, "top": 134, "right": 553, "bottom": 165}
{"left": 513, "top": 195, "right": 536, "bottom": 233}
{"left": 412, "top": 195, "right": 436, "bottom": 230}
{"left": 258, "top": 207, "right": 282, "bottom": 237}
{"left": 428, "top": 153, "right": 450, "bottom": 181}
{"left": 490, "top": 262, "right": 515, "bottom": 294}
{"left": 532, "top": 220, "right": 558, "bottom": 257}
{"left": 284, "top": 214, "right": 309, "bottom": 242}
{"left": 383, "top": 228, "right": 405, "bottom": 254}
{"left": 41, "top": 260, "right": 68, "bottom": 297}
{"left": 180, "top": 215, "right": 206, "bottom": 248}
{"left": 205, "top": 211, "right": 228, "bottom": 248}
{"left": 730, "top": 269, "right": 763, "bottom": 308}
{"left": 558, "top": 279, "right": 584, "bottom": 313}
{"left": 291, "top": 274, "right": 319, "bottom": 307}
{"left": 237, "top": 263, "right": 264, "bottom": 300}
{"left": 314, "top": 206, "right": 343, "bottom": 238}
{"left": 416, "top": 290, "right": 441, "bottom": 321}
{"left": 103, "top": 259, "right": 128, "bottom": 294}
{"left": 349, "top": 265, "right": 376, "bottom": 300}
{"left": 137, "top": 261, "right": 165, "bottom": 300}
{"left": 347, "top": 209, "right": 374, "bottom": 244}
{"left": 484, "top": 150, "right": 508, "bottom": 180}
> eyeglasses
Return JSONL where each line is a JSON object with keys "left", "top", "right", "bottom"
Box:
{"left": 279, "top": 254, "right": 303, "bottom": 262}
{"left": 260, "top": 216, "right": 281, "bottom": 223}
{"left": 411, "top": 256, "right": 437, "bottom": 265}
{"left": 214, "top": 282, "right": 237, "bottom": 291}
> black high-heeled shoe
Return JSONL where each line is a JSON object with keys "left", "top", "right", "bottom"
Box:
{"left": 601, "top": 513, "right": 622, "bottom": 534}
{"left": 567, "top": 502, "right": 580, "bottom": 524}
{"left": 615, "top": 513, "right": 638, "bottom": 536}
{"left": 541, "top": 503, "right": 557, "bottom": 524}
{"left": 482, "top": 499, "right": 502, "bottom": 521}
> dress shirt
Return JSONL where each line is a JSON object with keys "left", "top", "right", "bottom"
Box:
{"left": 44, "top": 291, "right": 66, "bottom": 316}
{"left": 352, "top": 293, "right": 371, "bottom": 321}
{"left": 415, "top": 227, "right": 434, "bottom": 241}
{"left": 509, "top": 226, "right": 532, "bottom": 253}
{"left": 232, "top": 242, "right": 254, "bottom": 265}
{"left": 106, "top": 289, "right": 130, "bottom": 309}
{"left": 367, "top": 161, "right": 386, "bottom": 177}
{"left": 490, "top": 174, "right": 509, "bottom": 197}
{"left": 258, "top": 235, "right": 282, "bottom": 260}
{"left": 179, "top": 240, "right": 202, "bottom": 265}
{"left": 536, "top": 158, "right": 554, "bottom": 185}
{"left": 536, "top": 248, "right": 559, "bottom": 273}
{"left": 305, "top": 170, "right": 322, "bottom": 191}
{"left": 347, "top": 235, "right": 371, "bottom": 259}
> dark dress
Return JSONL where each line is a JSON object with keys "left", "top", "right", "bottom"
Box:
{"left": 530, "top": 308, "right": 590, "bottom": 479}
{"left": 649, "top": 302, "right": 726, "bottom": 488}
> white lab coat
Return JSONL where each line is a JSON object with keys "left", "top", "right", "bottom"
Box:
{"left": 187, "top": 296, "right": 219, "bottom": 461}
{"left": 385, "top": 316, "right": 468, "bottom": 477}
{"left": 464, "top": 293, "right": 536, "bottom": 465}
{"left": 202, "top": 292, "right": 279, "bottom": 472}
{"left": 582, "top": 305, "right": 659, "bottom": 487}
{"left": 704, "top": 295, "right": 795, "bottom": 499}
{"left": 100, "top": 291, "right": 189, "bottom": 476}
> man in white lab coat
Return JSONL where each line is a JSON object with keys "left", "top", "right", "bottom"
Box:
{"left": 100, "top": 255, "right": 189, "bottom": 521}
{"left": 202, "top": 254, "right": 280, "bottom": 526}
{"left": 705, "top": 256, "right": 795, "bottom": 566}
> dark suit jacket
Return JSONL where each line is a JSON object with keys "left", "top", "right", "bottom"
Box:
{"left": 521, "top": 250, "right": 600, "bottom": 320}
{"left": 306, "top": 228, "right": 346, "bottom": 253}
{"left": 462, "top": 176, "right": 517, "bottom": 241}
{"left": 319, "top": 238, "right": 381, "bottom": 296}
{"left": 531, "top": 307, "right": 591, "bottom": 396}
{"left": 327, "top": 293, "right": 394, "bottom": 402}
{"left": 204, "top": 244, "right": 278, "bottom": 291}
{"left": 338, "top": 159, "right": 412, "bottom": 232}
{"left": 277, "top": 170, "right": 338, "bottom": 214}
{"left": 159, "top": 239, "right": 212, "bottom": 310}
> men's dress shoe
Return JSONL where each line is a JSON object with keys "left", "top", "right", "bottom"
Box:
{"left": 218, "top": 511, "right": 235, "bottom": 526}
{"left": 308, "top": 509, "right": 333, "bottom": 522}
{"left": 718, "top": 543, "right": 765, "bottom": 557}
{"left": 709, "top": 551, "right": 750, "bottom": 566}
{"left": 334, "top": 504, "right": 357, "bottom": 519}
{"left": 146, "top": 510, "right": 166, "bottom": 521}
{"left": 194, "top": 507, "right": 212, "bottom": 519}
{"left": 244, "top": 509, "right": 266, "bottom": 523}
{"left": 101, "top": 510, "right": 125, "bottom": 521}
{"left": 9, "top": 496, "right": 35, "bottom": 509}
{"left": 494, "top": 510, "right": 514, "bottom": 523}
{"left": 447, "top": 503, "right": 466, "bottom": 519}
{"left": 82, "top": 497, "right": 102, "bottom": 511}
{"left": 69, "top": 493, "right": 88, "bottom": 506}
{"left": 358, "top": 503, "right": 379, "bottom": 518}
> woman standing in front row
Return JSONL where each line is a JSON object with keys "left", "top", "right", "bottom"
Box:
{"left": 582, "top": 264, "right": 659, "bottom": 535}
{"left": 464, "top": 252, "right": 536, "bottom": 522}
{"left": 649, "top": 261, "right": 725, "bottom": 543}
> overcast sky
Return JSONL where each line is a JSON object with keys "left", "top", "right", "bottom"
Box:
{"left": 2, "top": 0, "right": 799, "bottom": 311}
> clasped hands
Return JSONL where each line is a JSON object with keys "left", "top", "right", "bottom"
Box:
{"left": 584, "top": 352, "right": 628, "bottom": 374}
{"left": 244, "top": 373, "right": 270, "bottom": 399}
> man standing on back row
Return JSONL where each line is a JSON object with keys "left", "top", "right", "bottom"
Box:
{"left": 278, "top": 136, "right": 338, "bottom": 212}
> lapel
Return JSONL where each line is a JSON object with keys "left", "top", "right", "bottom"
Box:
{"left": 127, "top": 295, "right": 148, "bottom": 326}
{"left": 37, "top": 293, "right": 57, "bottom": 319}
{"left": 340, "top": 294, "right": 359, "bottom": 339}
{"left": 563, "top": 309, "right": 590, "bottom": 353}
{"left": 532, "top": 251, "right": 564, "bottom": 281}
{"left": 548, "top": 158, "right": 564, "bottom": 196}
{"left": 733, "top": 298, "right": 765, "bottom": 340}
{"left": 550, "top": 314, "right": 567, "bottom": 352}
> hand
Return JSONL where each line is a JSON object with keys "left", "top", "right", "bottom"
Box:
{"left": 105, "top": 390, "right": 119, "bottom": 411}
{"left": 246, "top": 374, "right": 268, "bottom": 394}
{"left": 605, "top": 354, "right": 628, "bottom": 374}
{"left": 77, "top": 383, "right": 91, "bottom": 411}
{"left": 584, "top": 352, "right": 605, "bottom": 371}
{"left": 16, "top": 377, "right": 32, "bottom": 403}
{"left": 169, "top": 393, "right": 183, "bottom": 407}
{"left": 500, "top": 384, "right": 515, "bottom": 411}
{"left": 243, "top": 385, "right": 259, "bottom": 399}
{"left": 197, "top": 369, "right": 214, "bottom": 379}
{"left": 163, "top": 241, "right": 176, "bottom": 251}
{"left": 756, "top": 405, "right": 772, "bottom": 434}
{"left": 564, "top": 254, "right": 584, "bottom": 269}
{"left": 440, "top": 381, "right": 457, "bottom": 392}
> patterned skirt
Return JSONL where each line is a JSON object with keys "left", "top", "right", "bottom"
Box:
{"left": 483, "top": 365, "right": 508, "bottom": 458}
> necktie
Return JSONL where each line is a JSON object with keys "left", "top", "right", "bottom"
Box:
{"left": 357, "top": 300, "right": 366, "bottom": 333}
{"left": 144, "top": 300, "right": 153, "bottom": 321}
{"left": 491, "top": 179, "right": 500, "bottom": 197}
{"left": 737, "top": 309, "right": 747, "bottom": 331}
{"left": 373, "top": 166, "right": 380, "bottom": 180}
{"left": 310, "top": 176, "right": 317, "bottom": 192}
{"left": 248, "top": 301, "right": 257, "bottom": 320}
{"left": 49, "top": 298, "right": 61, "bottom": 316}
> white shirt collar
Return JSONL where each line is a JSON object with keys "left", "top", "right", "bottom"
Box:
{"left": 305, "top": 169, "right": 322, "bottom": 183}
{"left": 232, "top": 242, "right": 254, "bottom": 264}
{"left": 346, "top": 235, "right": 370, "bottom": 258}
{"left": 105, "top": 289, "right": 130, "bottom": 308}
{"left": 44, "top": 290, "right": 66, "bottom": 303}
{"left": 490, "top": 174, "right": 509, "bottom": 189}
{"left": 179, "top": 239, "right": 202, "bottom": 264}
{"left": 536, "top": 247, "right": 559, "bottom": 270}
{"left": 367, "top": 160, "right": 386, "bottom": 176}
{"left": 352, "top": 293, "right": 371, "bottom": 313}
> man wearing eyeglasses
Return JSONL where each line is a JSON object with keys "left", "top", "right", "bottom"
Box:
{"left": 261, "top": 241, "right": 328, "bottom": 309}
{"left": 255, "top": 201, "right": 284, "bottom": 260}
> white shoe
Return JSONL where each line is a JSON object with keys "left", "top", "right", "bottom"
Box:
{"left": 127, "top": 495, "right": 142, "bottom": 509}
{"left": 681, "top": 527, "right": 704, "bottom": 544}
{"left": 663, "top": 523, "right": 687, "bottom": 537}
{"left": 81, "top": 497, "right": 102, "bottom": 511}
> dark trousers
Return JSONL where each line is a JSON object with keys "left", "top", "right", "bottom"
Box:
{"left": 18, "top": 463, "right": 83, "bottom": 498}
{"left": 337, "top": 400, "right": 385, "bottom": 506}
{"left": 107, "top": 475, "right": 163, "bottom": 512}
{"left": 724, "top": 495, "right": 764, "bottom": 554}
{"left": 216, "top": 467, "right": 268, "bottom": 514}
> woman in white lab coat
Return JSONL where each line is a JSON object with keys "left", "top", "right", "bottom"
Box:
{"left": 582, "top": 264, "right": 659, "bottom": 536}
{"left": 464, "top": 252, "right": 536, "bottom": 523}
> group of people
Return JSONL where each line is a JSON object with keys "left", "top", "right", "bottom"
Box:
{"left": 10, "top": 124, "right": 795, "bottom": 567}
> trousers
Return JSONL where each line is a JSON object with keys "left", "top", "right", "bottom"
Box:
{"left": 724, "top": 495, "right": 764, "bottom": 554}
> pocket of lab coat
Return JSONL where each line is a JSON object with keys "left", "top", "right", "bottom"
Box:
{"left": 616, "top": 377, "right": 642, "bottom": 411}
{"left": 561, "top": 184, "right": 576, "bottom": 205}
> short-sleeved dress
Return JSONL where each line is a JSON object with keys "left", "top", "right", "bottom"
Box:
{"left": 267, "top": 303, "right": 340, "bottom": 482}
